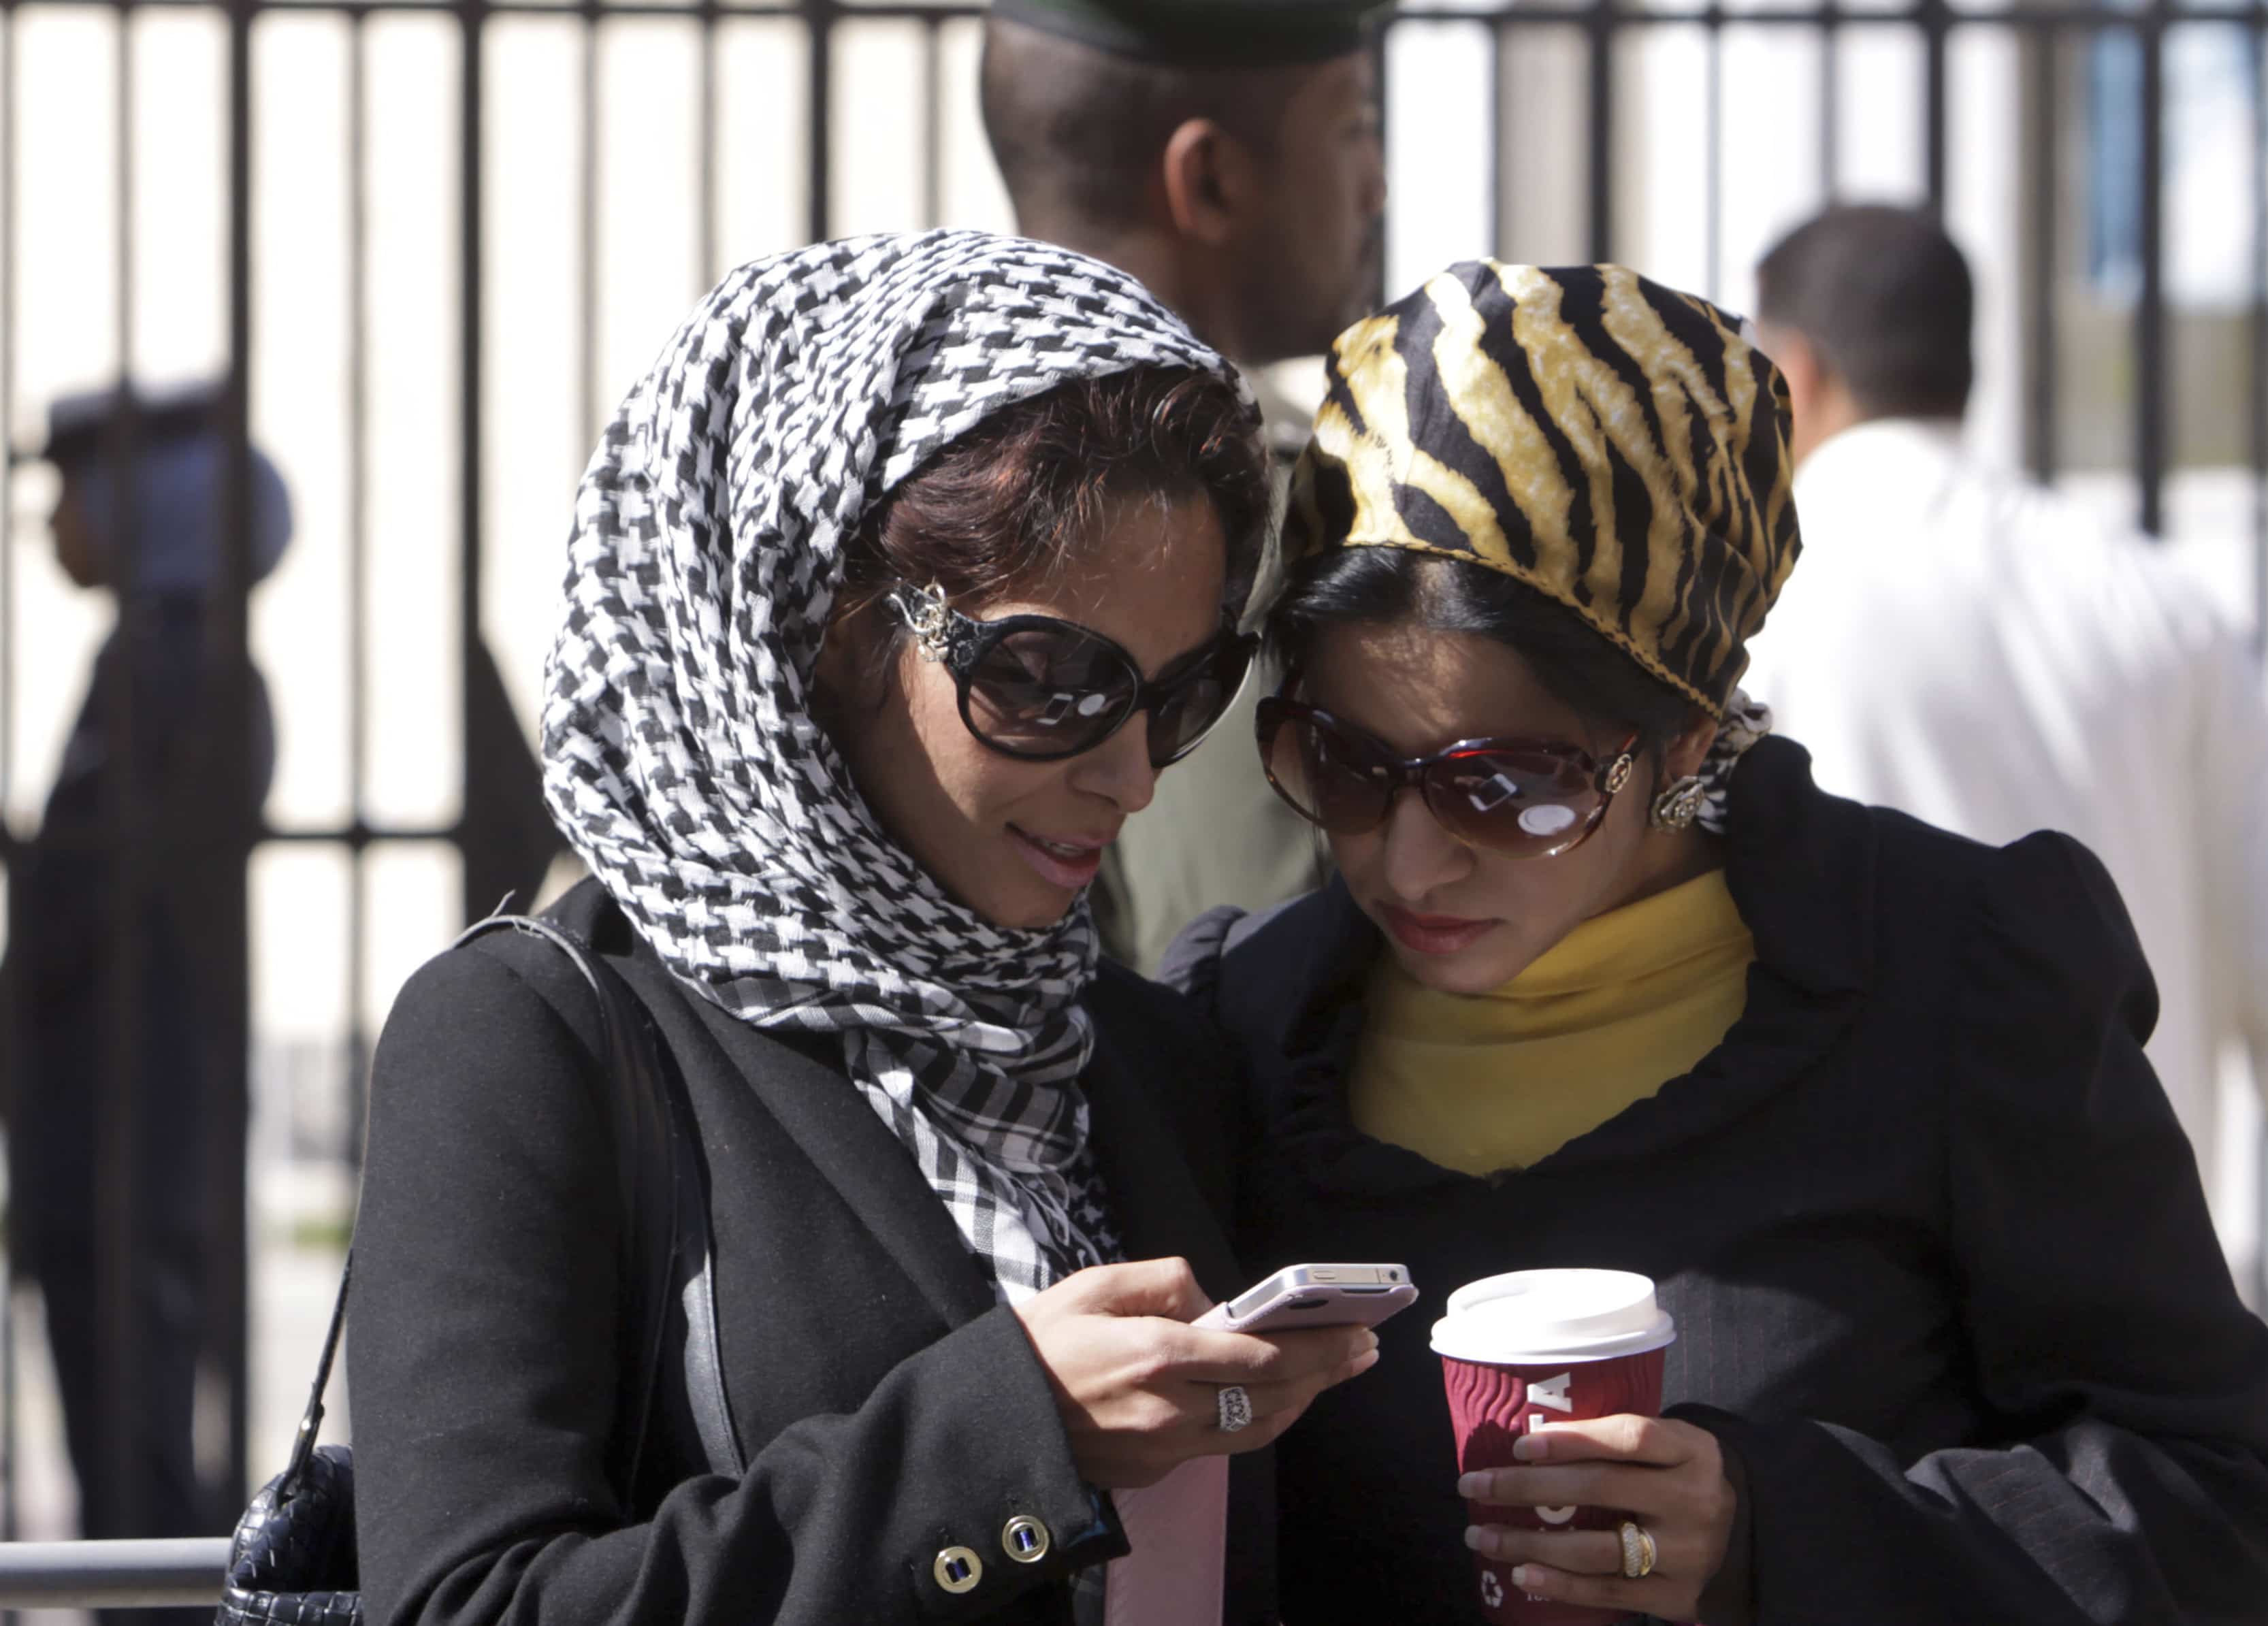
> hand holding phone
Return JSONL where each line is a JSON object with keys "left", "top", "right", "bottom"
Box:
{"left": 1194, "top": 1263, "right": 1419, "bottom": 1334}
{"left": 1014, "top": 1258, "right": 1381, "bottom": 1488}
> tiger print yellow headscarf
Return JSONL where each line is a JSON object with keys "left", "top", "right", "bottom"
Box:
{"left": 1284, "top": 262, "right": 1800, "bottom": 719}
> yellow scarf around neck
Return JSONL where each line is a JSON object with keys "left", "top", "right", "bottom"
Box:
{"left": 1348, "top": 869, "right": 1756, "bottom": 1175}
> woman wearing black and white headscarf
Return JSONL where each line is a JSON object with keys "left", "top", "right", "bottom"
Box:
{"left": 348, "top": 232, "right": 1378, "bottom": 1626}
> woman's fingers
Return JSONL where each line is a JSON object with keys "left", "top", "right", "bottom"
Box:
{"left": 1100, "top": 1340, "right": 1383, "bottom": 1474}
{"left": 1492, "top": 1562, "right": 1670, "bottom": 1620}
{"left": 1458, "top": 1460, "right": 1680, "bottom": 1518}
{"left": 1209, "top": 1348, "right": 1381, "bottom": 1424}
{"left": 1135, "top": 1342, "right": 1382, "bottom": 1445}
{"left": 1462, "top": 1527, "right": 1623, "bottom": 1574}
{"left": 1175, "top": 1322, "right": 1379, "bottom": 1386}
{"left": 1017, "top": 1262, "right": 1389, "bottom": 1489}
{"left": 1514, "top": 1414, "right": 1691, "bottom": 1466}
{"left": 1453, "top": 1416, "right": 1736, "bottom": 1621}
{"left": 1465, "top": 1518, "right": 1713, "bottom": 1580}
{"left": 1458, "top": 1414, "right": 1709, "bottom": 1510}
{"left": 1052, "top": 1256, "right": 1212, "bottom": 1322}
{"left": 1071, "top": 1370, "right": 1325, "bottom": 1484}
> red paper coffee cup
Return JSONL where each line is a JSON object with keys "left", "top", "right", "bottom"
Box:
{"left": 1434, "top": 1270, "right": 1676, "bottom": 1626}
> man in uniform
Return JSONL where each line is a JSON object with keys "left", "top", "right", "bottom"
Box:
{"left": 981, "top": 0, "right": 1392, "bottom": 969}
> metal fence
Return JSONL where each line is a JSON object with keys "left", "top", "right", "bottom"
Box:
{"left": 0, "top": 0, "right": 2260, "bottom": 1548}
{"left": 0, "top": 1539, "right": 227, "bottom": 1610}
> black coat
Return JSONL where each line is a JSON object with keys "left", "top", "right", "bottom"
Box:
{"left": 1162, "top": 736, "right": 2268, "bottom": 1626}
{"left": 350, "top": 879, "right": 1271, "bottom": 1626}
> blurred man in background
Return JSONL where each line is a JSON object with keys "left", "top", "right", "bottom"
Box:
{"left": 1742, "top": 204, "right": 2268, "bottom": 1267}
{"left": 981, "top": 0, "right": 1391, "bottom": 969}
{"left": 3, "top": 383, "right": 289, "bottom": 1603}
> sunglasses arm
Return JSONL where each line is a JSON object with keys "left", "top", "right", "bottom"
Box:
{"left": 888, "top": 582, "right": 979, "bottom": 672}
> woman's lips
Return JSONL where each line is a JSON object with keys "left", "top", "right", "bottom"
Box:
{"left": 1008, "top": 826, "right": 1108, "bottom": 890}
{"left": 1379, "top": 903, "right": 1498, "bottom": 956}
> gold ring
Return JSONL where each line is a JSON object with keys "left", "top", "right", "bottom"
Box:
{"left": 1617, "top": 1520, "right": 1657, "bottom": 1580}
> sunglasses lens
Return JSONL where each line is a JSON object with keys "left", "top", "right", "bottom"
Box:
{"left": 1263, "top": 711, "right": 1393, "bottom": 834}
{"left": 962, "top": 625, "right": 1137, "bottom": 757}
{"left": 1145, "top": 640, "right": 1254, "bottom": 767}
{"left": 1425, "top": 747, "right": 1602, "bottom": 854}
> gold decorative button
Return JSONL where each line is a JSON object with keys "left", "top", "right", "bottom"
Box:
{"left": 933, "top": 1546, "right": 983, "bottom": 1594}
{"left": 1001, "top": 1514, "right": 1051, "bottom": 1565}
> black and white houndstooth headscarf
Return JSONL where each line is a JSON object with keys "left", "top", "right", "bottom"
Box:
{"left": 542, "top": 231, "right": 1250, "bottom": 1303}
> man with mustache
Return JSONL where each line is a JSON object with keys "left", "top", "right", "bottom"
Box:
{"left": 982, "top": 0, "right": 1392, "bottom": 971}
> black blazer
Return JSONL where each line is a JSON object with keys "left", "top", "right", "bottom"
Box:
{"left": 1163, "top": 736, "right": 2268, "bottom": 1626}
{"left": 350, "top": 880, "right": 1271, "bottom": 1626}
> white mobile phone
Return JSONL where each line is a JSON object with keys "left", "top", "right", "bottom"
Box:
{"left": 1193, "top": 1263, "right": 1419, "bottom": 1333}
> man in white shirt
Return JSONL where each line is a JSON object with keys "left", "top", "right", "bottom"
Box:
{"left": 1742, "top": 204, "right": 2268, "bottom": 1278}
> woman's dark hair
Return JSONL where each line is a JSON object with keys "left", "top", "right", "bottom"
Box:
{"left": 840, "top": 365, "right": 1269, "bottom": 645}
{"left": 1267, "top": 547, "right": 1699, "bottom": 758}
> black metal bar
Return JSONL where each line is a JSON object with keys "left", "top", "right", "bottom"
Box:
{"left": 5, "top": 820, "right": 462, "bottom": 857}
{"left": 2250, "top": 0, "right": 2267, "bottom": 1317}
{"left": 1485, "top": 16, "right": 1504, "bottom": 258}
{"left": 3, "top": 0, "right": 2262, "bottom": 23}
{"left": 211, "top": 0, "right": 258, "bottom": 1516}
{"left": 697, "top": 0, "right": 716, "bottom": 290}
{"left": 0, "top": 7, "right": 16, "bottom": 1590}
{"left": 1704, "top": 14, "right": 1723, "bottom": 297}
{"left": 1370, "top": 22, "right": 1387, "bottom": 310}
{"left": 459, "top": 0, "right": 489, "bottom": 926}
{"left": 920, "top": 13, "right": 941, "bottom": 231}
{"left": 2250, "top": 11, "right": 2266, "bottom": 653}
{"left": 1819, "top": 5, "right": 1840, "bottom": 198}
{"left": 806, "top": 0, "right": 831, "bottom": 243}
{"left": 346, "top": 10, "right": 370, "bottom": 1169}
{"left": 1391, "top": 0, "right": 2226, "bottom": 12}
{"left": 2134, "top": 3, "right": 2166, "bottom": 536}
{"left": 1587, "top": 0, "right": 1614, "bottom": 261}
{"left": 96, "top": 0, "right": 145, "bottom": 1542}
{"left": 2024, "top": 27, "right": 2058, "bottom": 483}
{"left": 580, "top": 0, "right": 599, "bottom": 449}
{"left": 1922, "top": 0, "right": 1948, "bottom": 208}
{"left": 7, "top": 0, "right": 2260, "bottom": 25}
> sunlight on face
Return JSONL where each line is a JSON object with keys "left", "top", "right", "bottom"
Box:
{"left": 820, "top": 495, "right": 1228, "bottom": 930}
{"left": 1303, "top": 620, "right": 1697, "bottom": 994}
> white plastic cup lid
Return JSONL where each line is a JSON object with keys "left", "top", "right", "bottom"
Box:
{"left": 1431, "top": 1269, "right": 1675, "bottom": 1364}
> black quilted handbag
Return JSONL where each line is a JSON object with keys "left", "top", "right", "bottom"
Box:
{"left": 215, "top": 915, "right": 745, "bottom": 1626}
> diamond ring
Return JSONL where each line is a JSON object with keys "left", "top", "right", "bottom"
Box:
{"left": 1617, "top": 1519, "right": 1658, "bottom": 1579}
{"left": 1216, "top": 1384, "right": 1253, "bottom": 1433}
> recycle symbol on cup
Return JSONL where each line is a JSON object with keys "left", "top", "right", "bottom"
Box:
{"left": 1480, "top": 1570, "right": 1505, "bottom": 1609}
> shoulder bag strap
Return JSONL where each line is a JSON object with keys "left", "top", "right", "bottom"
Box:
{"left": 451, "top": 913, "right": 746, "bottom": 1484}
{"left": 278, "top": 1253, "right": 351, "bottom": 1500}
{"left": 592, "top": 943, "right": 748, "bottom": 1478}
{"left": 284, "top": 915, "right": 747, "bottom": 1503}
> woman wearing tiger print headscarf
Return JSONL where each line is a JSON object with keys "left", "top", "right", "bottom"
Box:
{"left": 1165, "top": 262, "right": 2268, "bottom": 1624}
{"left": 349, "top": 231, "right": 1382, "bottom": 1626}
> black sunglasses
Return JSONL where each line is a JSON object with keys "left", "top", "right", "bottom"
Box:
{"left": 889, "top": 582, "right": 1257, "bottom": 768}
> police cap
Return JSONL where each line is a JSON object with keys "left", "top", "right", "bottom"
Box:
{"left": 990, "top": 0, "right": 1391, "bottom": 69}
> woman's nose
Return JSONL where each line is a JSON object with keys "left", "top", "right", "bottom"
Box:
{"left": 1069, "top": 717, "right": 1162, "bottom": 815}
{"left": 1378, "top": 786, "right": 1470, "bottom": 900}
